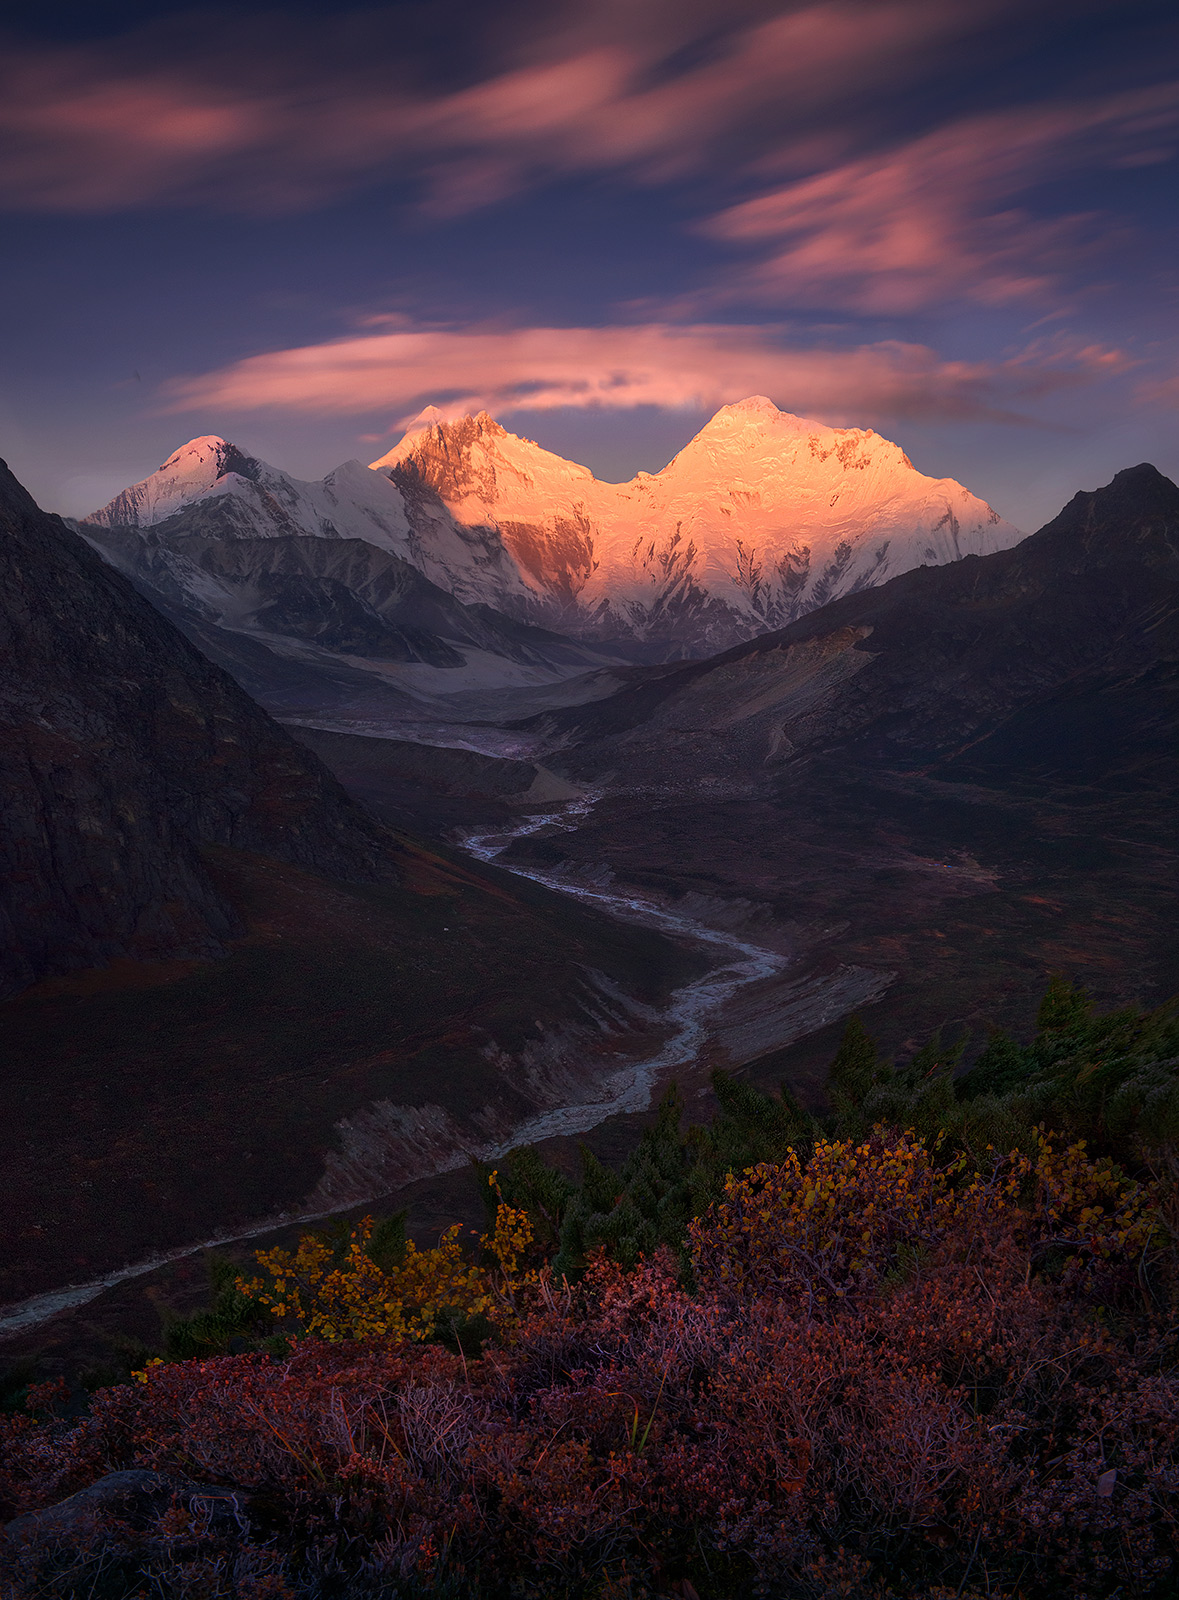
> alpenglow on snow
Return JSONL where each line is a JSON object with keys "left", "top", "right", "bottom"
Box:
{"left": 86, "top": 397, "right": 1022, "bottom": 656}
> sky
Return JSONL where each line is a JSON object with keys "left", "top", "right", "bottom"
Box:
{"left": 1, "top": 0, "right": 1177, "bottom": 531}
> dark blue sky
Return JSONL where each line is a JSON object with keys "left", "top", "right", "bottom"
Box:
{"left": 2, "top": 0, "right": 1177, "bottom": 531}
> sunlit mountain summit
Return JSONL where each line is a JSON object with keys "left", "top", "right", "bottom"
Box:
{"left": 372, "top": 397, "right": 1021, "bottom": 651}
{"left": 86, "top": 400, "right": 1022, "bottom": 670}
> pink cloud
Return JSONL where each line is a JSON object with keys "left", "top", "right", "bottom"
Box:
{"left": 1135, "top": 372, "right": 1179, "bottom": 408}
{"left": 160, "top": 320, "right": 1130, "bottom": 428}
{"left": 416, "top": 1, "right": 982, "bottom": 189}
{"left": 704, "top": 85, "right": 1179, "bottom": 312}
{"left": 0, "top": 1, "right": 1022, "bottom": 213}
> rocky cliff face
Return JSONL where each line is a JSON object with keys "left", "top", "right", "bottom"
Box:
{"left": 85, "top": 523, "right": 591, "bottom": 669}
{"left": 0, "top": 460, "right": 401, "bottom": 999}
{"left": 545, "top": 463, "right": 1179, "bottom": 782}
{"left": 85, "top": 401, "right": 1022, "bottom": 684}
{"left": 374, "top": 398, "right": 1022, "bottom": 651}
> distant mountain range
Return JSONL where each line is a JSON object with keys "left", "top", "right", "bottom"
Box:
{"left": 79, "top": 401, "right": 1022, "bottom": 720}
{"left": 373, "top": 397, "right": 1020, "bottom": 649}
{"left": 540, "top": 462, "right": 1179, "bottom": 787}
{"left": 81, "top": 435, "right": 627, "bottom": 728}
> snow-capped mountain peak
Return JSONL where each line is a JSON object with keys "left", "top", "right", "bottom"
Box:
{"left": 85, "top": 436, "right": 265, "bottom": 529}
{"left": 665, "top": 399, "right": 910, "bottom": 475}
{"left": 85, "top": 399, "right": 1023, "bottom": 659}
{"left": 83, "top": 436, "right": 417, "bottom": 558}
{"left": 370, "top": 397, "right": 1021, "bottom": 649}
{"left": 698, "top": 394, "right": 783, "bottom": 428}
{"left": 371, "top": 410, "right": 596, "bottom": 510}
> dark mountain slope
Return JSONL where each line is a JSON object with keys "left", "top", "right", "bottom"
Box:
{"left": 85, "top": 519, "right": 616, "bottom": 671}
{"left": 0, "top": 839, "right": 700, "bottom": 1310}
{"left": 0, "top": 459, "right": 404, "bottom": 999}
{"left": 0, "top": 462, "right": 703, "bottom": 1311}
{"left": 545, "top": 463, "right": 1179, "bottom": 777}
{"left": 502, "top": 466, "right": 1179, "bottom": 1094}
{"left": 288, "top": 724, "right": 580, "bottom": 833}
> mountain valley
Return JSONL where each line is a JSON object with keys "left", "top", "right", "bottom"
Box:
{"left": 8, "top": 7, "right": 1179, "bottom": 1588}
{"left": 2, "top": 431, "right": 1176, "bottom": 1379}
{"left": 0, "top": 459, "right": 709, "bottom": 1321}
{"left": 77, "top": 400, "right": 1021, "bottom": 739}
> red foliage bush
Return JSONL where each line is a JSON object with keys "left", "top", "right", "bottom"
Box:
{"left": 2, "top": 1133, "right": 1175, "bottom": 1599}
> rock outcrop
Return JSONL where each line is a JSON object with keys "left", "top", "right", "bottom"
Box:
{"left": 0, "top": 459, "right": 401, "bottom": 999}
{"left": 546, "top": 463, "right": 1179, "bottom": 781}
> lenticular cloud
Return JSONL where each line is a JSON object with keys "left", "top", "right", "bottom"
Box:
{"left": 162, "top": 321, "right": 1126, "bottom": 430}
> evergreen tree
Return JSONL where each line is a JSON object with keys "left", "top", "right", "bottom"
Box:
{"left": 957, "top": 1029, "right": 1028, "bottom": 1098}
{"left": 473, "top": 982, "right": 1179, "bottom": 1280}
{"left": 826, "top": 1015, "right": 885, "bottom": 1119}
{"left": 1036, "top": 972, "right": 1093, "bottom": 1034}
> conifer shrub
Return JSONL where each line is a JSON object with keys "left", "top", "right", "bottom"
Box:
{"left": 159, "top": 1256, "right": 278, "bottom": 1363}
{"left": 509, "top": 980, "right": 1179, "bottom": 1284}
{"left": 2, "top": 1128, "right": 1175, "bottom": 1598}
{"left": 2, "top": 980, "right": 1176, "bottom": 1598}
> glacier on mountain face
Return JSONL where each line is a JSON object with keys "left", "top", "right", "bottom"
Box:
{"left": 370, "top": 396, "right": 1023, "bottom": 653}
{"left": 81, "top": 400, "right": 1024, "bottom": 713}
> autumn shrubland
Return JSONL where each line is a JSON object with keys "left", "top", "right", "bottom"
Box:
{"left": 2, "top": 980, "right": 1178, "bottom": 1599}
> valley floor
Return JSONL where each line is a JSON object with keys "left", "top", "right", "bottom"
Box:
{"left": 4, "top": 716, "right": 1177, "bottom": 1375}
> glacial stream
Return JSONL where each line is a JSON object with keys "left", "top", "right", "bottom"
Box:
{"left": 0, "top": 794, "right": 788, "bottom": 1339}
{"left": 459, "top": 794, "right": 789, "bottom": 1145}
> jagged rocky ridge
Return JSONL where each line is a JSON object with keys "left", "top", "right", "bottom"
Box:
{"left": 542, "top": 463, "right": 1179, "bottom": 783}
{"left": 84, "top": 403, "right": 1022, "bottom": 684}
{"left": 0, "top": 458, "right": 402, "bottom": 999}
{"left": 373, "top": 397, "right": 1021, "bottom": 651}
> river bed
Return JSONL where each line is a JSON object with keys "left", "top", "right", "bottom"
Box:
{"left": 0, "top": 789, "right": 793, "bottom": 1340}
{"left": 459, "top": 795, "right": 790, "bottom": 1142}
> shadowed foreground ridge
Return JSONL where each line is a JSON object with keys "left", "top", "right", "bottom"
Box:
{"left": 2, "top": 991, "right": 1177, "bottom": 1600}
{"left": 0, "top": 458, "right": 401, "bottom": 999}
{"left": 547, "top": 461, "right": 1179, "bottom": 764}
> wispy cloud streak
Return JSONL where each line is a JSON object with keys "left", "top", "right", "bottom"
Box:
{"left": 0, "top": 1, "right": 1035, "bottom": 213}
{"left": 703, "top": 84, "right": 1179, "bottom": 313}
{"left": 162, "top": 321, "right": 1130, "bottom": 428}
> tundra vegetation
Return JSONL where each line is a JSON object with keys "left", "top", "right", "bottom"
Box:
{"left": 2, "top": 979, "right": 1178, "bottom": 1599}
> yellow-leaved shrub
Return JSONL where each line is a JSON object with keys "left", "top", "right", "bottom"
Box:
{"left": 689, "top": 1127, "right": 1160, "bottom": 1311}
{"left": 238, "top": 1185, "right": 534, "bottom": 1343}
